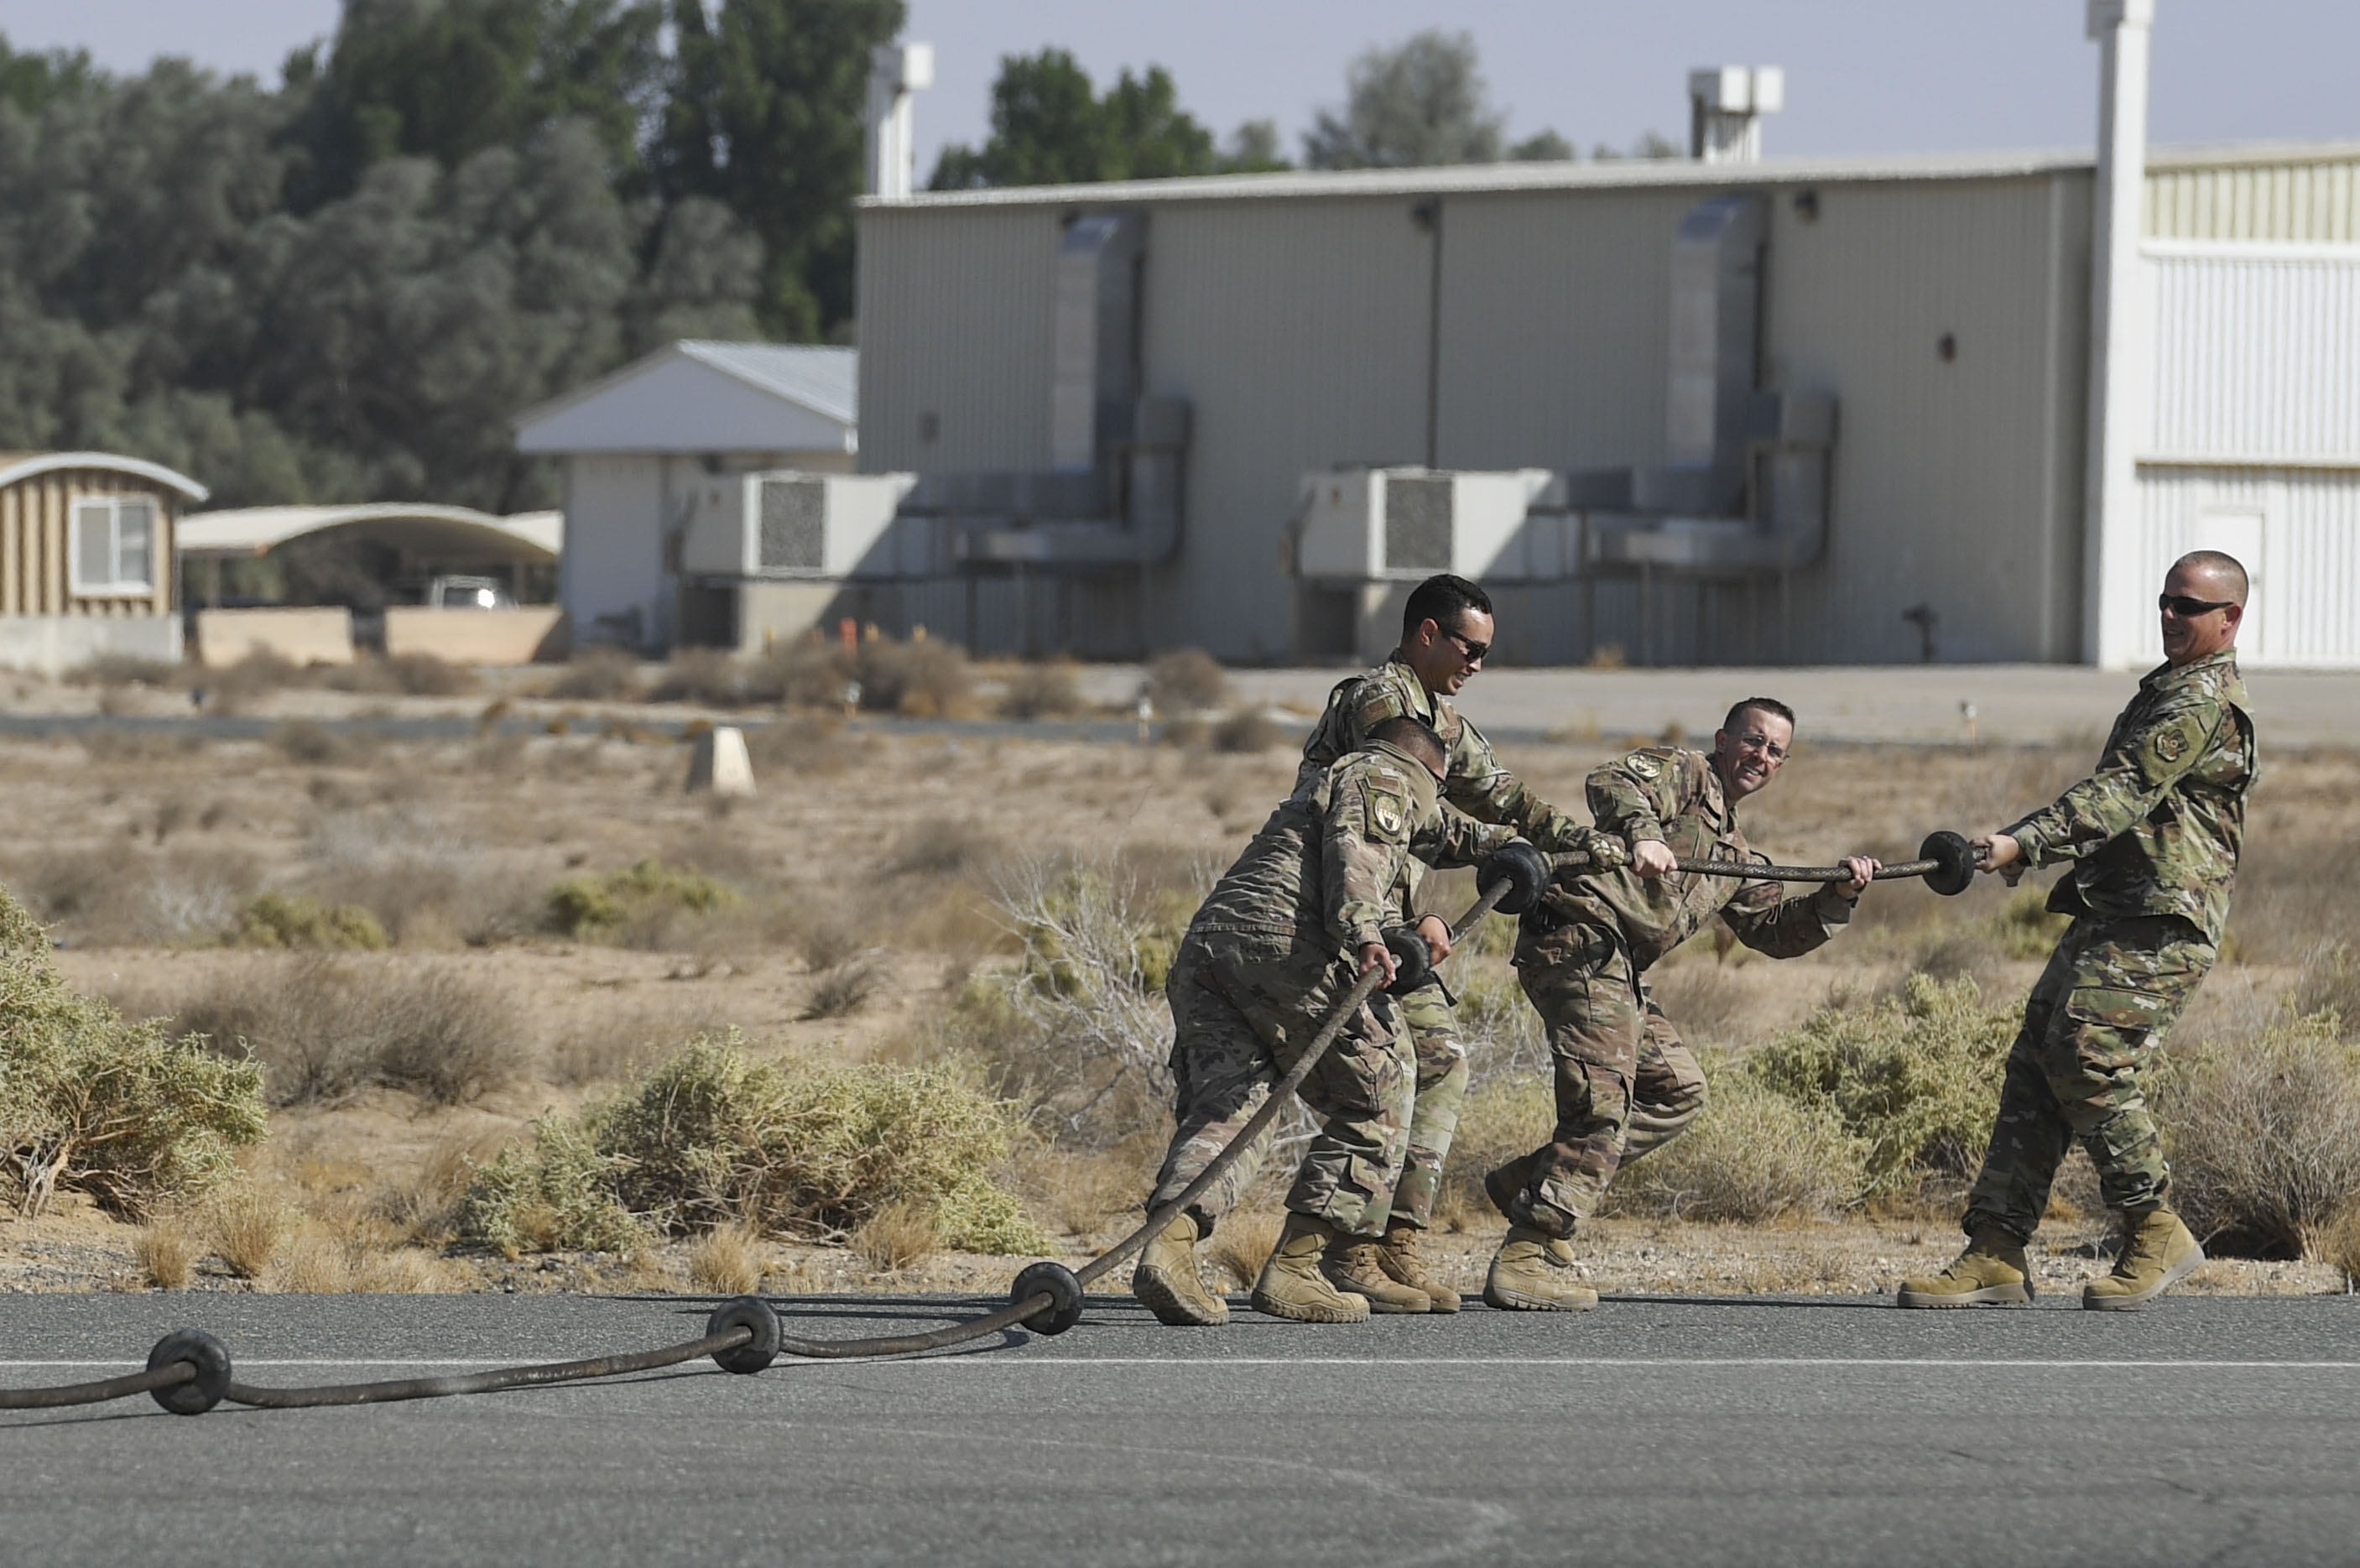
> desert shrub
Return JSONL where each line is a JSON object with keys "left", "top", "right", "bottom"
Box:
{"left": 1147, "top": 648, "right": 1228, "bottom": 714}
{"left": 68, "top": 654, "right": 185, "bottom": 689}
{"left": 456, "top": 1035, "right": 1049, "bottom": 1255}
{"left": 133, "top": 1221, "right": 199, "bottom": 1288}
{"left": 689, "top": 1223, "right": 768, "bottom": 1293}
{"left": 999, "top": 661, "right": 1083, "bottom": 719}
{"left": 1748, "top": 973, "right": 2016, "bottom": 1200}
{"left": 852, "top": 1200, "right": 938, "bottom": 1273}
{"left": 320, "top": 654, "right": 477, "bottom": 697}
{"left": 11, "top": 845, "right": 259, "bottom": 945}
{"left": 855, "top": 635, "right": 972, "bottom": 716}
{"left": 208, "top": 1187, "right": 289, "bottom": 1279}
{"left": 745, "top": 633, "right": 849, "bottom": 708}
{"left": 1212, "top": 710, "right": 1286, "bottom": 753}
{"left": 884, "top": 820, "right": 998, "bottom": 879}
{"left": 742, "top": 712, "right": 867, "bottom": 774}
{"left": 1435, "top": 1073, "right": 1555, "bottom": 1226}
{"left": 2154, "top": 1009, "right": 2360, "bottom": 1260}
{"left": 649, "top": 649, "right": 751, "bottom": 706}
{"left": 267, "top": 718, "right": 365, "bottom": 766}
{"left": 1991, "top": 883, "right": 2071, "bottom": 959}
{"left": 237, "top": 890, "right": 389, "bottom": 951}
{"left": 1644, "top": 956, "right": 1761, "bottom": 1049}
{"left": 2291, "top": 944, "right": 2360, "bottom": 1027}
{"left": 304, "top": 810, "right": 544, "bottom": 947}
{"left": 1603, "top": 1062, "right": 1866, "bottom": 1222}
{"left": 545, "top": 858, "right": 738, "bottom": 944}
{"left": 2223, "top": 834, "right": 2360, "bottom": 964}
{"left": 800, "top": 955, "right": 884, "bottom": 1020}
{"left": 0, "top": 887, "right": 266, "bottom": 1217}
{"left": 1454, "top": 966, "right": 1549, "bottom": 1084}
{"left": 136, "top": 955, "right": 525, "bottom": 1107}
{"left": 205, "top": 649, "right": 301, "bottom": 711}
{"left": 546, "top": 647, "right": 642, "bottom": 701}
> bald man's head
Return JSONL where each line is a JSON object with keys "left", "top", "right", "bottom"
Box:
{"left": 2172, "top": 550, "right": 2249, "bottom": 604}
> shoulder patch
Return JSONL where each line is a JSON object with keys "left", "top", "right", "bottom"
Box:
{"left": 1626, "top": 753, "right": 1662, "bottom": 780}
{"left": 1371, "top": 791, "right": 1406, "bottom": 837}
{"left": 2154, "top": 726, "right": 2188, "bottom": 763}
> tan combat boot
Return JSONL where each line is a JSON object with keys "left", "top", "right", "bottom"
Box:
{"left": 2083, "top": 1207, "right": 2203, "bottom": 1311}
{"left": 1482, "top": 1225, "right": 1598, "bottom": 1311}
{"left": 1250, "top": 1213, "right": 1371, "bottom": 1323}
{"left": 1131, "top": 1211, "right": 1228, "bottom": 1326}
{"left": 1896, "top": 1227, "right": 2034, "bottom": 1307}
{"left": 1375, "top": 1219, "right": 1461, "bottom": 1313}
{"left": 1322, "top": 1232, "right": 1433, "bottom": 1314}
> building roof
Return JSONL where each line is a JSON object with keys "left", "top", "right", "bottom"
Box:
{"left": 176, "top": 503, "right": 562, "bottom": 563}
{"left": 511, "top": 341, "right": 858, "bottom": 456}
{"left": 862, "top": 139, "right": 2360, "bottom": 211}
{"left": 0, "top": 451, "right": 209, "bottom": 501}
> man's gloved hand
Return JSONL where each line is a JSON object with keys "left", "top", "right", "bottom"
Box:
{"left": 1566, "top": 827, "right": 1630, "bottom": 874}
{"left": 1478, "top": 839, "right": 1551, "bottom": 916}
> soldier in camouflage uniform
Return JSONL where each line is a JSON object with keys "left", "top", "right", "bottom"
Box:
{"left": 1289, "top": 574, "right": 1612, "bottom": 1312}
{"left": 1901, "top": 551, "right": 2257, "bottom": 1311}
{"left": 1485, "top": 697, "right": 1878, "bottom": 1310}
{"left": 1133, "top": 716, "right": 1527, "bottom": 1326}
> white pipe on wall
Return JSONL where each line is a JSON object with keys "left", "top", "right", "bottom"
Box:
{"left": 2083, "top": 0, "right": 2154, "bottom": 667}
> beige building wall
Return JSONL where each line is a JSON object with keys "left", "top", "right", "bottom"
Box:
{"left": 196, "top": 607, "right": 354, "bottom": 667}
{"left": 2147, "top": 145, "right": 2360, "bottom": 242}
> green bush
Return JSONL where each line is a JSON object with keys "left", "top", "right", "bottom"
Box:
{"left": 1604, "top": 1060, "right": 1866, "bottom": 1222}
{"left": 0, "top": 884, "right": 266, "bottom": 1217}
{"left": 1749, "top": 974, "right": 2017, "bottom": 1198}
{"left": 237, "top": 890, "right": 390, "bottom": 951}
{"left": 2155, "top": 1008, "right": 2360, "bottom": 1260}
{"left": 1991, "top": 884, "right": 2071, "bottom": 960}
{"left": 545, "top": 858, "right": 737, "bottom": 940}
{"left": 456, "top": 1034, "right": 1050, "bottom": 1256}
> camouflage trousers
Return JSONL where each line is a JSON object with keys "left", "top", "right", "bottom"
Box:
{"left": 1388, "top": 980, "right": 1466, "bottom": 1232}
{"left": 1148, "top": 930, "right": 1415, "bottom": 1237}
{"left": 1963, "top": 913, "right": 2216, "bottom": 1243}
{"left": 1495, "top": 929, "right": 1709, "bottom": 1240}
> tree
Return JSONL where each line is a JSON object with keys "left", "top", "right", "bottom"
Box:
{"left": 1302, "top": 29, "right": 1567, "bottom": 171}
{"left": 927, "top": 49, "right": 1236, "bottom": 189}
{"left": 657, "top": 0, "right": 904, "bottom": 341}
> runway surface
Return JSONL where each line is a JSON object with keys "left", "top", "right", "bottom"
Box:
{"left": 4, "top": 1290, "right": 2357, "bottom": 1565}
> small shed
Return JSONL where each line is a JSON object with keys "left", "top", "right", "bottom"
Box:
{"left": 513, "top": 341, "right": 858, "bottom": 652}
{"left": 0, "top": 451, "right": 206, "bottom": 674}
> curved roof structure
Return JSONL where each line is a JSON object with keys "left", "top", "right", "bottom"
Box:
{"left": 176, "top": 503, "right": 562, "bottom": 563}
{"left": 512, "top": 340, "right": 857, "bottom": 456}
{"left": 0, "top": 451, "right": 209, "bottom": 501}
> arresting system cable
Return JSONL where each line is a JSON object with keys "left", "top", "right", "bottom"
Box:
{"left": 0, "top": 831, "right": 1971, "bottom": 1417}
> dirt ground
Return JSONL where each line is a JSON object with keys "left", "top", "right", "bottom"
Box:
{"left": 3, "top": 670, "right": 2356, "bottom": 1301}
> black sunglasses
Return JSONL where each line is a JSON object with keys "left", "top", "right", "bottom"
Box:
{"left": 1443, "top": 628, "right": 1490, "bottom": 662}
{"left": 2158, "top": 592, "right": 2237, "bottom": 618}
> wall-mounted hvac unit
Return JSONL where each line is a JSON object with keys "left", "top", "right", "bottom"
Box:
{"left": 679, "top": 471, "right": 919, "bottom": 579}
{"left": 1296, "top": 467, "right": 1559, "bottom": 582}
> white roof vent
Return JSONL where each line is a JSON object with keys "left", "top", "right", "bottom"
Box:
{"left": 1687, "top": 65, "right": 1784, "bottom": 163}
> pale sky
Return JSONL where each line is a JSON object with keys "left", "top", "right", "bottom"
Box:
{"left": 3, "top": 0, "right": 2355, "bottom": 176}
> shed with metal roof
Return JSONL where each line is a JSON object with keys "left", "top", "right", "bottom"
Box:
{"left": 0, "top": 451, "right": 205, "bottom": 673}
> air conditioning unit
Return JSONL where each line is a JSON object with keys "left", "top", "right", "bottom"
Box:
{"left": 1295, "top": 467, "right": 1559, "bottom": 581}
{"left": 679, "top": 471, "right": 918, "bottom": 579}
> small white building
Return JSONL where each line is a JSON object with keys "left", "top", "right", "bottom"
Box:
{"left": 0, "top": 451, "right": 206, "bottom": 674}
{"left": 513, "top": 341, "right": 859, "bottom": 652}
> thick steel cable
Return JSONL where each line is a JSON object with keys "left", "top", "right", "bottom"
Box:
{"left": 1670, "top": 854, "right": 1939, "bottom": 883}
{"left": 0, "top": 1361, "right": 193, "bottom": 1410}
{"left": 222, "top": 1326, "right": 751, "bottom": 1409}
{"left": 0, "top": 873, "right": 1524, "bottom": 1407}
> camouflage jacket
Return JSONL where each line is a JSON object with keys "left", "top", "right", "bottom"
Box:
{"left": 1518, "top": 744, "right": 1853, "bottom": 973}
{"left": 2006, "top": 649, "right": 2256, "bottom": 945}
{"left": 1195, "top": 738, "right": 1515, "bottom": 954}
{"left": 1292, "top": 654, "right": 1592, "bottom": 851}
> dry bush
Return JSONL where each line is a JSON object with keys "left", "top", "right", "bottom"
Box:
{"left": 208, "top": 1188, "right": 289, "bottom": 1279}
{"left": 689, "top": 1223, "right": 768, "bottom": 1295}
{"left": 79, "top": 727, "right": 205, "bottom": 763}
{"left": 0, "top": 886, "right": 266, "bottom": 1218}
{"left": 1453, "top": 966, "right": 1550, "bottom": 1085}
{"left": 456, "top": 1035, "right": 1049, "bottom": 1256}
{"left": 273, "top": 1235, "right": 456, "bottom": 1294}
{"left": 2223, "top": 834, "right": 2360, "bottom": 964}
{"left": 68, "top": 654, "right": 185, "bottom": 689}
{"left": 855, "top": 635, "right": 972, "bottom": 717}
{"left": 1748, "top": 973, "right": 2015, "bottom": 1201}
{"left": 320, "top": 654, "right": 476, "bottom": 697}
{"left": 801, "top": 955, "right": 884, "bottom": 1020}
{"left": 999, "top": 661, "right": 1084, "bottom": 719}
{"left": 12, "top": 844, "right": 260, "bottom": 946}
{"left": 1002, "top": 1138, "right": 1156, "bottom": 1238}
{"left": 267, "top": 718, "right": 378, "bottom": 767}
{"left": 1203, "top": 1209, "right": 1280, "bottom": 1290}
{"left": 884, "top": 819, "right": 998, "bottom": 879}
{"left": 2156, "top": 1010, "right": 2360, "bottom": 1259}
{"left": 548, "top": 998, "right": 731, "bottom": 1087}
{"left": 237, "top": 890, "right": 389, "bottom": 951}
{"left": 130, "top": 955, "right": 527, "bottom": 1107}
{"left": 303, "top": 810, "right": 544, "bottom": 947}
{"left": 205, "top": 649, "right": 301, "bottom": 711}
{"left": 2326, "top": 1204, "right": 2360, "bottom": 1286}
{"left": 742, "top": 712, "right": 867, "bottom": 775}
{"left": 2291, "top": 944, "right": 2360, "bottom": 1026}
{"left": 1435, "top": 1075, "right": 1554, "bottom": 1228}
{"left": 1211, "top": 710, "right": 1286, "bottom": 753}
{"left": 375, "top": 1126, "right": 512, "bottom": 1241}
{"left": 546, "top": 648, "right": 643, "bottom": 701}
{"left": 133, "top": 1219, "right": 199, "bottom": 1289}
{"left": 1645, "top": 955, "right": 1762, "bottom": 1050}
{"left": 1147, "top": 648, "right": 1229, "bottom": 714}
{"left": 650, "top": 649, "right": 753, "bottom": 706}
{"left": 852, "top": 1200, "right": 938, "bottom": 1273}
{"left": 1604, "top": 1064, "right": 1866, "bottom": 1222}
{"left": 544, "top": 857, "right": 739, "bottom": 948}
{"left": 745, "top": 633, "right": 850, "bottom": 708}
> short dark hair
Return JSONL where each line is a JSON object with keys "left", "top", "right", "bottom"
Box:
{"left": 1402, "top": 574, "right": 1492, "bottom": 643}
{"left": 1720, "top": 696, "right": 1796, "bottom": 737}
{"left": 1368, "top": 715, "right": 1447, "bottom": 773}
{"left": 2173, "top": 550, "right": 2249, "bottom": 602}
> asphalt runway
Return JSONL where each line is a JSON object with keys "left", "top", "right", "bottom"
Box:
{"left": 5, "top": 1291, "right": 2358, "bottom": 1566}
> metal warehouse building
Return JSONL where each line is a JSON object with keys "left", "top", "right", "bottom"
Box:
{"left": 669, "top": 5, "right": 2356, "bottom": 669}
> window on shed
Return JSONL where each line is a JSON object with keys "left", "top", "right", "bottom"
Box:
{"left": 69, "top": 497, "right": 158, "bottom": 596}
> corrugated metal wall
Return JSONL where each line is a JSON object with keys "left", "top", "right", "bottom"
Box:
{"left": 2130, "top": 466, "right": 2360, "bottom": 668}
{"left": 0, "top": 470, "right": 176, "bottom": 617}
{"left": 2147, "top": 242, "right": 2360, "bottom": 461}
{"left": 2147, "top": 154, "right": 2360, "bottom": 242}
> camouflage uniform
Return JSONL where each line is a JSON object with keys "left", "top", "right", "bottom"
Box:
{"left": 1961, "top": 649, "right": 2256, "bottom": 1242}
{"left": 1295, "top": 656, "right": 1594, "bottom": 1229}
{"left": 1502, "top": 746, "right": 1857, "bottom": 1238}
{"left": 1149, "top": 737, "right": 1513, "bottom": 1235}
